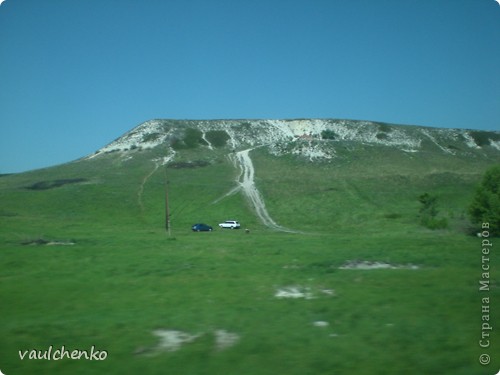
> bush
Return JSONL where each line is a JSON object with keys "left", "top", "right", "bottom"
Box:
{"left": 205, "top": 130, "right": 230, "bottom": 147}
{"left": 376, "top": 133, "right": 389, "bottom": 140}
{"left": 143, "top": 133, "right": 161, "bottom": 142}
{"left": 421, "top": 217, "right": 448, "bottom": 230}
{"left": 418, "top": 193, "right": 448, "bottom": 229}
{"left": 184, "top": 128, "right": 205, "bottom": 148}
{"left": 171, "top": 128, "right": 206, "bottom": 150}
{"left": 469, "top": 131, "right": 500, "bottom": 147}
{"left": 321, "top": 130, "right": 337, "bottom": 140}
{"left": 377, "top": 122, "right": 392, "bottom": 133}
{"left": 468, "top": 164, "right": 500, "bottom": 236}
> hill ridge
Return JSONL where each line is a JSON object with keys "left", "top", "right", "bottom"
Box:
{"left": 88, "top": 119, "right": 500, "bottom": 163}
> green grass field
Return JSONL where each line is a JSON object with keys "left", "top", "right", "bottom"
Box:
{"left": 1, "top": 144, "right": 499, "bottom": 375}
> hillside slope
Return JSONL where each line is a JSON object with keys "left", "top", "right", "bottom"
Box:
{"left": 1, "top": 119, "right": 499, "bottom": 235}
{"left": 89, "top": 118, "right": 500, "bottom": 161}
{"left": 84, "top": 118, "right": 500, "bottom": 232}
{"left": 1, "top": 119, "right": 500, "bottom": 375}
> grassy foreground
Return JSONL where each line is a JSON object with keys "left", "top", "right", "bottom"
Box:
{"left": 1, "top": 150, "right": 499, "bottom": 375}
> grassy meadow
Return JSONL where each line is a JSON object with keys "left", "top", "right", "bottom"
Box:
{"left": 1, "top": 145, "right": 499, "bottom": 375}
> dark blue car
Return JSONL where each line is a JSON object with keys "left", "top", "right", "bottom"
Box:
{"left": 192, "top": 223, "right": 213, "bottom": 232}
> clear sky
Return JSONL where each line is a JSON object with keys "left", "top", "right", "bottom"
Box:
{"left": 1, "top": 0, "right": 499, "bottom": 173}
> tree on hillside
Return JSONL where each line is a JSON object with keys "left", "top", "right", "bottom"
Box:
{"left": 468, "top": 165, "right": 500, "bottom": 236}
{"left": 321, "top": 129, "right": 337, "bottom": 140}
{"left": 418, "top": 193, "right": 447, "bottom": 229}
{"left": 205, "top": 130, "right": 230, "bottom": 147}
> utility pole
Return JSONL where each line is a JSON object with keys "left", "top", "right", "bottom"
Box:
{"left": 165, "top": 169, "right": 171, "bottom": 237}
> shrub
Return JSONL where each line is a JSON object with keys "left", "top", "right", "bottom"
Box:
{"left": 421, "top": 216, "right": 448, "bottom": 230}
{"left": 418, "top": 193, "right": 448, "bottom": 229}
{"left": 321, "top": 130, "right": 337, "bottom": 140}
{"left": 143, "top": 133, "right": 161, "bottom": 142}
{"left": 184, "top": 128, "right": 204, "bottom": 148}
{"left": 468, "top": 164, "right": 500, "bottom": 236}
{"left": 377, "top": 122, "right": 392, "bottom": 133}
{"left": 376, "top": 133, "right": 389, "bottom": 140}
{"left": 419, "top": 193, "right": 438, "bottom": 217}
{"left": 469, "top": 131, "right": 500, "bottom": 147}
{"left": 171, "top": 128, "right": 206, "bottom": 149}
{"left": 205, "top": 130, "right": 230, "bottom": 147}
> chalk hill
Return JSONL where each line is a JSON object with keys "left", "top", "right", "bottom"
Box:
{"left": 90, "top": 118, "right": 500, "bottom": 161}
{"left": 1, "top": 119, "right": 499, "bottom": 235}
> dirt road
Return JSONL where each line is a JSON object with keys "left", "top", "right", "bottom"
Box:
{"left": 234, "top": 149, "right": 296, "bottom": 232}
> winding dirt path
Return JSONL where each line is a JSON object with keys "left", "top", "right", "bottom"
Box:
{"left": 234, "top": 149, "right": 296, "bottom": 232}
{"left": 137, "top": 153, "right": 175, "bottom": 212}
{"left": 137, "top": 163, "right": 160, "bottom": 212}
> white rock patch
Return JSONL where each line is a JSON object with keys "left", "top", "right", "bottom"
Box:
{"left": 137, "top": 328, "right": 240, "bottom": 356}
{"left": 491, "top": 140, "right": 500, "bottom": 151}
{"left": 151, "top": 329, "right": 201, "bottom": 353}
{"left": 214, "top": 330, "right": 240, "bottom": 351}
{"left": 313, "top": 321, "right": 329, "bottom": 327}
{"left": 320, "top": 289, "right": 335, "bottom": 296}
{"left": 275, "top": 286, "right": 314, "bottom": 299}
{"left": 339, "top": 260, "right": 419, "bottom": 270}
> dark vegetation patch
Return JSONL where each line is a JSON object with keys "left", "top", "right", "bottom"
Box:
{"left": 418, "top": 192, "right": 448, "bottom": 230}
{"left": 305, "top": 260, "right": 337, "bottom": 274}
{"left": 168, "top": 160, "right": 211, "bottom": 169}
{"left": 376, "top": 122, "right": 393, "bottom": 133}
{"left": 25, "top": 178, "right": 88, "bottom": 190}
{"left": 205, "top": 130, "right": 230, "bottom": 147}
{"left": 374, "top": 122, "right": 392, "bottom": 141}
{"left": 0, "top": 210, "right": 17, "bottom": 217}
{"left": 143, "top": 132, "right": 161, "bottom": 142}
{"left": 237, "top": 122, "right": 252, "bottom": 130}
{"left": 469, "top": 131, "right": 500, "bottom": 147}
{"left": 425, "top": 172, "right": 465, "bottom": 186}
{"left": 320, "top": 129, "right": 337, "bottom": 140}
{"left": 384, "top": 213, "right": 402, "bottom": 219}
{"left": 171, "top": 128, "right": 207, "bottom": 150}
{"left": 21, "top": 238, "right": 76, "bottom": 246}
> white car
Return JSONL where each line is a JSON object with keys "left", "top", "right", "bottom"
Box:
{"left": 219, "top": 220, "right": 241, "bottom": 229}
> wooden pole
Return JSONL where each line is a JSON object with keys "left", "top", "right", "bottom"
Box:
{"left": 165, "top": 169, "right": 171, "bottom": 236}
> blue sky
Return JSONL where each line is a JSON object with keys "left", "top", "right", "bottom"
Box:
{"left": 1, "top": 0, "right": 499, "bottom": 173}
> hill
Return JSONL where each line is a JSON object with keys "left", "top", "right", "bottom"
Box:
{"left": 33, "top": 118, "right": 500, "bottom": 233}
{"left": 1, "top": 119, "right": 499, "bottom": 375}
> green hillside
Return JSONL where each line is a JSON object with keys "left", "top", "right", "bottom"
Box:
{"left": 1, "top": 119, "right": 499, "bottom": 375}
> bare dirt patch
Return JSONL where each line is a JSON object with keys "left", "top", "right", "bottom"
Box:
{"left": 275, "top": 286, "right": 314, "bottom": 299}
{"left": 152, "top": 329, "right": 201, "bottom": 352}
{"left": 21, "top": 238, "right": 76, "bottom": 246}
{"left": 275, "top": 286, "right": 335, "bottom": 299}
{"left": 136, "top": 328, "right": 240, "bottom": 356}
{"left": 312, "top": 321, "right": 329, "bottom": 327}
{"left": 339, "top": 260, "right": 419, "bottom": 270}
{"left": 214, "top": 330, "right": 240, "bottom": 351}
{"left": 233, "top": 149, "right": 298, "bottom": 233}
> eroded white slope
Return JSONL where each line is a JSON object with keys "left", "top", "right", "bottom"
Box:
{"left": 88, "top": 119, "right": 499, "bottom": 162}
{"left": 232, "top": 148, "right": 296, "bottom": 232}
